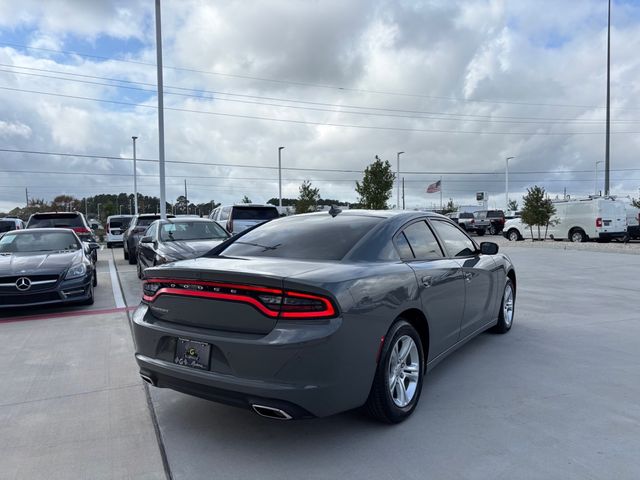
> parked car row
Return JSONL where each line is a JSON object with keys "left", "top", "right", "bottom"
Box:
{"left": 503, "top": 197, "right": 634, "bottom": 242}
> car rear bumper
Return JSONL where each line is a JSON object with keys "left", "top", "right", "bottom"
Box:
{"left": 598, "top": 232, "right": 626, "bottom": 240}
{"left": 131, "top": 303, "right": 379, "bottom": 418}
{"left": 106, "top": 233, "right": 124, "bottom": 243}
{"left": 0, "top": 274, "right": 92, "bottom": 309}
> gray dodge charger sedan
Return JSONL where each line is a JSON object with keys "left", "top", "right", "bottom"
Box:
{"left": 132, "top": 210, "right": 516, "bottom": 423}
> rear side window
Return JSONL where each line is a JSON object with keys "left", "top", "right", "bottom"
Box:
{"left": 430, "top": 220, "right": 476, "bottom": 257}
{"left": 394, "top": 233, "right": 414, "bottom": 259}
{"left": 400, "top": 221, "right": 443, "bottom": 260}
{"left": 232, "top": 207, "right": 278, "bottom": 220}
{"left": 28, "top": 214, "right": 84, "bottom": 228}
{"left": 220, "top": 214, "right": 382, "bottom": 261}
{"left": 219, "top": 207, "right": 231, "bottom": 221}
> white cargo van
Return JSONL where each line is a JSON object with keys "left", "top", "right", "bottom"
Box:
{"left": 619, "top": 200, "right": 640, "bottom": 240}
{"left": 548, "top": 197, "right": 627, "bottom": 242}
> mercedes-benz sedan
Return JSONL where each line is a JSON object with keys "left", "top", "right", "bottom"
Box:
{"left": 0, "top": 228, "right": 99, "bottom": 308}
{"left": 132, "top": 210, "right": 516, "bottom": 423}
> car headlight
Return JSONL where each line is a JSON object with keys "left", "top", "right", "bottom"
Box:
{"left": 65, "top": 263, "right": 87, "bottom": 279}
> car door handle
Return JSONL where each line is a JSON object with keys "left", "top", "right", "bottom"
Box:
{"left": 421, "top": 276, "right": 433, "bottom": 287}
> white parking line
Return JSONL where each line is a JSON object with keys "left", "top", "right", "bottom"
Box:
{"left": 108, "top": 257, "right": 126, "bottom": 309}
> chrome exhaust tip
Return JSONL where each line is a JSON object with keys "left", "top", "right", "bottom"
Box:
{"left": 140, "top": 374, "right": 155, "bottom": 386}
{"left": 252, "top": 404, "right": 293, "bottom": 420}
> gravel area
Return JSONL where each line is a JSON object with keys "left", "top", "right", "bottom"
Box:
{"left": 478, "top": 233, "right": 640, "bottom": 255}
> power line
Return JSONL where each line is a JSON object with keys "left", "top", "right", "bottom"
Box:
{"left": 3, "top": 64, "right": 638, "bottom": 125}
{"left": 1, "top": 40, "right": 634, "bottom": 111}
{"left": 3, "top": 84, "right": 640, "bottom": 136}
{"left": 2, "top": 147, "right": 640, "bottom": 175}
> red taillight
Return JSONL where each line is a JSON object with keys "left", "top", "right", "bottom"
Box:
{"left": 72, "top": 227, "right": 90, "bottom": 234}
{"left": 142, "top": 278, "right": 336, "bottom": 319}
{"left": 596, "top": 217, "right": 603, "bottom": 228}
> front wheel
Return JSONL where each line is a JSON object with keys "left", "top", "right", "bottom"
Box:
{"left": 488, "top": 225, "right": 496, "bottom": 235}
{"left": 364, "top": 320, "right": 424, "bottom": 423}
{"left": 570, "top": 229, "right": 586, "bottom": 243}
{"left": 507, "top": 229, "right": 521, "bottom": 242}
{"left": 492, "top": 279, "right": 515, "bottom": 334}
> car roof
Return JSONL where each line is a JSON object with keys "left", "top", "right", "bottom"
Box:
{"left": 156, "top": 217, "right": 215, "bottom": 224}
{"left": 107, "top": 215, "right": 134, "bottom": 219}
{"left": 30, "top": 211, "right": 83, "bottom": 217}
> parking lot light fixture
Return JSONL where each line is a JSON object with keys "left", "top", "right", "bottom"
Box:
{"left": 397, "top": 152, "right": 404, "bottom": 209}
{"left": 505, "top": 156, "right": 515, "bottom": 210}
{"left": 132, "top": 136, "right": 139, "bottom": 215}
{"left": 278, "top": 147, "right": 285, "bottom": 208}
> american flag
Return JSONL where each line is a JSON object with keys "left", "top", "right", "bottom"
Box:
{"left": 426, "top": 180, "right": 441, "bottom": 194}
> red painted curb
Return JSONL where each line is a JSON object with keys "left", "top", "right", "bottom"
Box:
{"left": 0, "top": 306, "right": 137, "bottom": 324}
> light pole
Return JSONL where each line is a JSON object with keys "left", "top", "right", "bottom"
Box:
{"left": 278, "top": 147, "right": 285, "bottom": 208}
{"left": 396, "top": 152, "right": 404, "bottom": 209}
{"left": 595, "top": 160, "right": 604, "bottom": 195}
{"left": 119, "top": 205, "right": 124, "bottom": 215}
{"left": 155, "top": 0, "right": 167, "bottom": 219}
{"left": 505, "top": 156, "right": 515, "bottom": 210}
{"left": 604, "top": 0, "right": 611, "bottom": 195}
{"left": 132, "top": 136, "right": 138, "bottom": 215}
{"left": 97, "top": 203, "right": 102, "bottom": 222}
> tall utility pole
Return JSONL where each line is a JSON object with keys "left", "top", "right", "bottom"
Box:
{"left": 402, "top": 177, "right": 405, "bottom": 209}
{"left": 25, "top": 187, "right": 29, "bottom": 206}
{"left": 396, "top": 152, "right": 404, "bottom": 209}
{"left": 132, "top": 136, "right": 139, "bottom": 215}
{"left": 595, "top": 160, "right": 604, "bottom": 195}
{"left": 604, "top": 0, "right": 611, "bottom": 195}
{"left": 184, "top": 179, "right": 188, "bottom": 214}
{"left": 505, "top": 156, "right": 515, "bottom": 209}
{"left": 278, "top": 147, "right": 285, "bottom": 207}
{"left": 155, "top": 0, "right": 167, "bottom": 219}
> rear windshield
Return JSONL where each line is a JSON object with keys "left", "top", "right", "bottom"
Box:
{"left": 109, "top": 217, "right": 132, "bottom": 229}
{"left": 220, "top": 214, "right": 382, "bottom": 261}
{"left": 459, "top": 212, "right": 474, "bottom": 218}
{"left": 160, "top": 221, "right": 228, "bottom": 242}
{"left": 0, "top": 231, "right": 80, "bottom": 253}
{"left": 28, "top": 214, "right": 84, "bottom": 228}
{"left": 486, "top": 211, "right": 504, "bottom": 218}
{"left": 232, "top": 207, "right": 279, "bottom": 220}
{"left": 0, "top": 220, "right": 15, "bottom": 233}
{"left": 136, "top": 216, "right": 162, "bottom": 228}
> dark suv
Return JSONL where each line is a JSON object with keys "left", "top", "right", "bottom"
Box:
{"left": 474, "top": 210, "right": 505, "bottom": 235}
{"left": 123, "top": 214, "right": 175, "bottom": 264}
{"left": 26, "top": 212, "right": 98, "bottom": 262}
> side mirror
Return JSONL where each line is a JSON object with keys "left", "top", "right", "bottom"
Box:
{"left": 87, "top": 242, "right": 100, "bottom": 252}
{"left": 480, "top": 242, "right": 499, "bottom": 255}
{"left": 140, "top": 235, "right": 153, "bottom": 244}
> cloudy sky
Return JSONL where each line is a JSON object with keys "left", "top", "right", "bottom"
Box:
{"left": 0, "top": 0, "right": 639, "bottom": 213}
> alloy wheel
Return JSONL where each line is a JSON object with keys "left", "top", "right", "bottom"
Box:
{"left": 503, "top": 283, "right": 514, "bottom": 328}
{"left": 508, "top": 230, "right": 519, "bottom": 241}
{"left": 388, "top": 335, "right": 420, "bottom": 408}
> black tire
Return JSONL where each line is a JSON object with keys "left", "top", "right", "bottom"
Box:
{"left": 492, "top": 279, "right": 515, "bottom": 334}
{"left": 128, "top": 247, "right": 137, "bottom": 265}
{"left": 107, "top": 242, "right": 112, "bottom": 249}
{"left": 136, "top": 260, "right": 144, "bottom": 280}
{"left": 488, "top": 225, "right": 496, "bottom": 235}
{"left": 569, "top": 228, "right": 587, "bottom": 243}
{"left": 507, "top": 229, "right": 521, "bottom": 242}
{"left": 476, "top": 229, "right": 485, "bottom": 236}
{"left": 123, "top": 246, "right": 129, "bottom": 260}
{"left": 82, "top": 284, "right": 95, "bottom": 305}
{"left": 92, "top": 269, "right": 98, "bottom": 287}
{"left": 364, "top": 320, "right": 425, "bottom": 424}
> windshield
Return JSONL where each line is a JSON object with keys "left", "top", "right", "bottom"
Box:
{"left": 160, "top": 221, "right": 229, "bottom": 242}
{"left": 220, "top": 214, "right": 382, "bottom": 261}
{"left": 232, "top": 207, "right": 279, "bottom": 220}
{"left": 28, "top": 214, "right": 84, "bottom": 228}
{"left": 0, "top": 231, "right": 81, "bottom": 253}
{"left": 0, "top": 220, "right": 15, "bottom": 233}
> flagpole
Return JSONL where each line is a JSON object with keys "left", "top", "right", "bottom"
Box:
{"left": 439, "top": 176, "right": 443, "bottom": 210}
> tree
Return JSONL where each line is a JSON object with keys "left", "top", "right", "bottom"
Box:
{"left": 441, "top": 198, "right": 457, "bottom": 215}
{"left": 355, "top": 156, "right": 395, "bottom": 209}
{"left": 296, "top": 180, "right": 320, "bottom": 214}
{"left": 520, "top": 186, "right": 556, "bottom": 241}
{"left": 507, "top": 199, "right": 519, "bottom": 211}
{"left": 632, "top": 198, "right": 640, "bottom": 209}
{"left": 241, "top": 195, "right": 252, "bottom": 204}
{"left": 175, "top": 195, "right": 188, "bottom": 213}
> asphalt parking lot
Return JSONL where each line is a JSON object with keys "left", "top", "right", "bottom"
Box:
{"left": 1, "top": 243, "right": 639, "bottom": 479}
